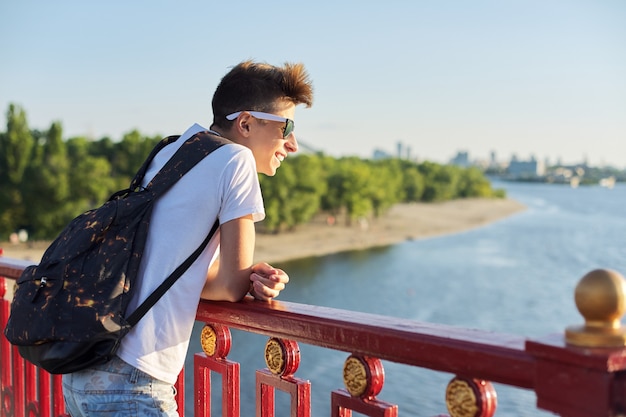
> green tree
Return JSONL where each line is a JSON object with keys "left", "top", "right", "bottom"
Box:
{"left": 1, "top": 104, "right": 34, "bottom": 184}
{"left": 259, "top": 154, "right": 327, "bottom": 232}
{"left": 287, "top": 154, "right": 328, "bottom": 224}
{"left": 89, "top": 136, "right": 116, "bottom": 162}
{"left": 418, "top": 162, "right": 460, "bottom": 202}
{"left": 325, "top": 158, "right": 373, "bottom": 224}
{"left": 66, "top": 136, "right": 117, "bottom": 213}
{"left": 0, "top": 104, "right": 35, "bottom": 236}
{"left": 259, "top": 160, "right": 297, "bottom": 232}
{"left": 456, "top": 166, "right": 494, "bottom": 198}
{"left": 110, "top": 130, "right": 161, "bottom": 188}
{"left": 22, "top": 121, "right": 71, "bottom": 237}
{"left": 400, "top": 162, "right": 425, "bottom": 202}
{"left": 368, "top": 159, "right": 404, "bottom": 217}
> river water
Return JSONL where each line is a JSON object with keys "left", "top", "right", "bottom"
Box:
{"left": 186, "top": 181, "right": 626, "bottom": 416}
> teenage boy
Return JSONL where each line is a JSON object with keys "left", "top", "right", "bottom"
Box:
{"left": 62, "top": 60, "right": 314, "bottom": 417}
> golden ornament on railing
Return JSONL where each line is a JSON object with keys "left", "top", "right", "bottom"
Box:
{"left": 445, "top": 376, "right": 497, "bottom": 417}
{"left": 343, "top": 356, "right": 368, "bottom": 397}
{"left": 265, "top": 338, "right": 285, "bottom": 374}
{"left": 342, "top": 355, "right": 385, "bottom": 399}
{"left": 264, "top": 337, "right": 301, "bottom": 376}
{"left": 200, "top": 323, "right": 231, "bottom": 358}
{"left": 446, "top": 379, "right": 477, "bottom": 417}
{"left": 565, "top": 268, "right": 626, "bottom": 347}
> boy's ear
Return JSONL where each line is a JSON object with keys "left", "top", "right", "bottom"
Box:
{"left": 236, "top": 113, "right": 253, "bottom": 137}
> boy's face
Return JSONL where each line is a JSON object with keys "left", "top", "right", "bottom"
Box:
{"left": 246, "top": 101, "right": 298, "bottom": 176}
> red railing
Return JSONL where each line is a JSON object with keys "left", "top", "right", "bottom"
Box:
{"left": 2, "top": 256, "right": 626, "bottom": 417}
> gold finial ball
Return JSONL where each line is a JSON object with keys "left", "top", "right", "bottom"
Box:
{"left": 574, "top": 269, "right": 626, "bottom": 328}
{"left": 566, "top": 269, "right": 626, "bottom": 347}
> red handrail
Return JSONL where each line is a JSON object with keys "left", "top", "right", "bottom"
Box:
{"left": 196, "top": 298, "right": 535, "bottom": 388}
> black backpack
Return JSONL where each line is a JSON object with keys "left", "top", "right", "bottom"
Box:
{"left": 4, "top": 131, "right": 229, "bottom": 374}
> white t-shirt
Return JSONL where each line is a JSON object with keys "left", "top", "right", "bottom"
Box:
{"left": 116, "top": 123, "right": 265, "bottom": 384}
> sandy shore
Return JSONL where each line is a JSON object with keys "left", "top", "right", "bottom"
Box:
{"left": 1, "top": 198, "right": 526, "bottom": 266}
{"left": 254, "top": 198, "right": 526, "bottom": 264}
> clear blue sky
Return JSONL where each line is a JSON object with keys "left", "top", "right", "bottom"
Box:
{"left": 1, "top": 1, "right": 625, "bottom": 168}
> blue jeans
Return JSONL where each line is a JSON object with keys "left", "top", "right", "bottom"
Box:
{"left": 62, "top": 356, "right": 179, "bottom": 417}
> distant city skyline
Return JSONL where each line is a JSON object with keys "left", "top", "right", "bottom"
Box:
{"left": 380, "top": 142, "right": 617, "bottom": 169}
{"left": 1, "top": 1, "right": 624, "bottom": 168}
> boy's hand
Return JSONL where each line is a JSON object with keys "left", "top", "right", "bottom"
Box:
{"left": 249, "top": 262, "right": 289, "bottom": 301}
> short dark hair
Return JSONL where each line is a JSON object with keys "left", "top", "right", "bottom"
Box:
{"left": 212, "top": 60, "right": 314, "bottom": 127}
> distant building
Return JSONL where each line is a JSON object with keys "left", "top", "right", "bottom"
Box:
{"left": 507, "top": 155, "right": 545, "bottom": 178}
{"left": 450, "top": 151, "right": 470, "bottom": 167}
{"left": 375, "top": 141, "right": 415, "bottom": 161}
{"left": 405, "top": 145, "right": 412, "bottom": 160}
{"left": 373, "top": 148, "right": 393, "bottom": 160}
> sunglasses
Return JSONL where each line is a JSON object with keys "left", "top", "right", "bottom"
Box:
{"left": 226, "top": 111, "right": 295, "bottom": 138}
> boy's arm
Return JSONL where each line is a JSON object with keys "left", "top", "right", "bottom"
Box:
{"left": 201, "top": 215, "right": 255, "bottom": 302}
{"left": 201, "top": 215, "right": 289, "bottom": 302}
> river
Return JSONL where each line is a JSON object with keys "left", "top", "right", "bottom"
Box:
{"left": 185, "top": 181, "right": 626, "bottom": 416}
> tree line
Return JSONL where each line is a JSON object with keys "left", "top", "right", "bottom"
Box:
{"left": 0, "top": 104, "right": 505, "bottom": 240}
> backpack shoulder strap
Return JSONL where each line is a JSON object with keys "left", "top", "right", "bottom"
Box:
{"left": 126, "top": 218, "right": 219, "bottom": 326}
{"left": 130, "top": 135, "right": 181, "bottom": 191}
{"left": 145, "top": 131, "right": 232, "bottom": 196}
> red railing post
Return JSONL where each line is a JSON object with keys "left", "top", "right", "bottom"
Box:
{"left": 330, "top": 355, "right": 397, "bottom": 417}
{"left": 255, "top": 338, "right": 311, "bottom": 417}
{"left": 527, "top": 269, "right": 626, "bottom": 417}
{"left": 527, "top": 335, "right": 626, "bottom": 417}
{"left": 175, "top": 367, "right": 185, "bottom": 416}
{"left": 52, "top": 374, "right": 68, "bottom": 417}
{"left": 256, "top": 370, "right": 310, "bottom": 417}
{"left": 25, "top": 362, "right": 39, "bottom": 416}
{"left": 38, "top": 367, "right": 52, "bottom": 417}
{"left": 1, "top": 276, "right": 16, "bottom": 417}
{"left": 11, "top": 344, "right": 26, "bottom": 417}
{"left": 194, "top": 323, "right": 240, "bottom": 417}
{"left": 331, "top": 390, "right": 397, "bottom": 417}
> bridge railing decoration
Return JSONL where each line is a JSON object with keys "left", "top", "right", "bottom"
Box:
{"left": 1, "top": 256, "right": 626, "bottom": 417}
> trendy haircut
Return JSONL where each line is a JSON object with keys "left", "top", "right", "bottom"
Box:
{"left": 212, "top": 60, "right": 314, "bottom": 128}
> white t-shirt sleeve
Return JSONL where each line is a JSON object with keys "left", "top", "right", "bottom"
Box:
{"left": 218, "top": 145, "right": 265, "bottom": 224}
